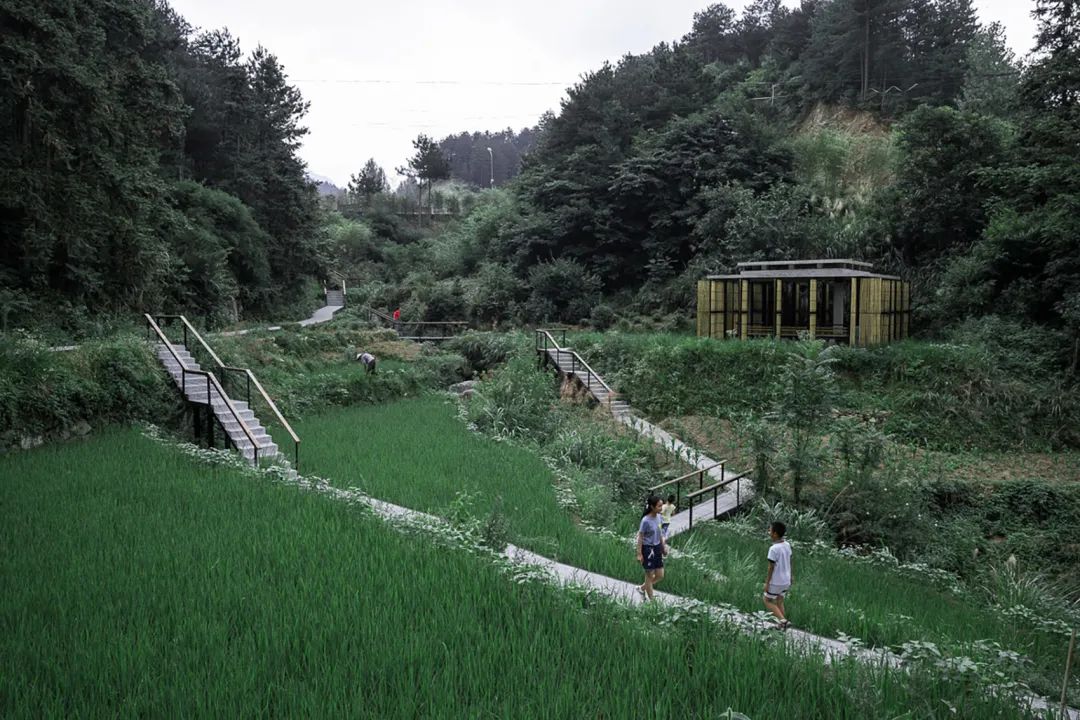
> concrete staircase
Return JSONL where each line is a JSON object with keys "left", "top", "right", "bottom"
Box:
{"left": 325, "top": 288, "right": 344, "bottom": 307}
{"left": 156, "top": 343, "right": 279, "bottom": 463}
{"left": 542, "top": 346, "right": 631, "bottom": 419}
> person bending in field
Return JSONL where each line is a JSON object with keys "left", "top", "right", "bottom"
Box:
{"left": 660, "top": 494, "right": 677, "bottom": 539}
{"left": 636, "top": 495, "right": 668, "bottom": 601}
{"left": 356, "top": 351, "right": 377, "bottom": 374}
{"left": 762, "top": 520, "right": 793, "bottom": 630}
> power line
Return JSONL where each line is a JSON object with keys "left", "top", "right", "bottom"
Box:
{"left": 293, "top": 78, "right": 571, "bottom": 86}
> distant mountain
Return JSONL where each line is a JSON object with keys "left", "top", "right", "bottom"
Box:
{"left": 308, "top": 173, "right": 344, "bottom": 197}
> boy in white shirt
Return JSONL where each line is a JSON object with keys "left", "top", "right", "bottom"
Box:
{"left": 763, "top": 520, "right": 793, "bottom": 630}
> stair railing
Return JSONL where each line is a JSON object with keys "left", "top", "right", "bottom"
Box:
{"left": 144, "top": 314, "right": 263, "bottom": 465}
{"left": 152, "top": 314, "right": 301, "bottom": 470}
{"left": 534, "top": 329, "right": 617, "bottom": 410}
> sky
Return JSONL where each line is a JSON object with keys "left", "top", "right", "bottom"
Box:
{"left": 167, "top": 0, "right": 1040, "bottom": 188}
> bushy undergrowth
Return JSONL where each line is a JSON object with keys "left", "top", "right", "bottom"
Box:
{"left": 0, "top": 333, "right": 174, "bottom": 448}
{"left": 464, "top": 355, "right": 666, "bottom": 522}
{"left": 442, "top": 331, "right": 527, "bottom": 375}
{"left": 570, "top": 324, "right": 1080, "bottom": 452}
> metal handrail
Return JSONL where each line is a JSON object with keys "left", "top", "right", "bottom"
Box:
{"left": 535, "top": 329, "right": 617, "bottom": 400}
{"left": 165, "top": 314, "right": 301, "bottom": 470}
{"left": 648, "top": 460, "right": 726, "bottom": 509}
{"left": 368, "top": 307, "right": 395, "bottom": 323}
{"left": 400, "top": 320, "right": 468, "bottom": 327}
{"left": 144, "top": 314, "right": 263, "bottom": 464}
{"left": 687, "top": 472, "right": 749, "bottom": 531}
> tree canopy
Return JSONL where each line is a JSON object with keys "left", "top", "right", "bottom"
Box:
{"left": 0, "top": 0, "right": 325, "bottom": 327}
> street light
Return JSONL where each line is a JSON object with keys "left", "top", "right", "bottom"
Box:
{"left": 486, "top": 147, "right": 494, "bottom": 188}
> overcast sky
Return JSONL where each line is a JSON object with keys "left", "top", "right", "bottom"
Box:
{"left": 167, "top": 0, "right": 1039, "bottom": 188}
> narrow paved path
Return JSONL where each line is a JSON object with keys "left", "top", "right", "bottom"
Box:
{"left": 360, "top": 491, "right": 1076, "bottom": 719}
{"left": 215, "top": 301, "right": 340, "bottom": 337}
{"left": 298, "top": 303, "right": 343, "bottom": 327}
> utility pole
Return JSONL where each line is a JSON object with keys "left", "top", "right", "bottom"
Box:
{"left": 862, "top": 0, "right": 871, "bottom": 101}
{"left": 486, "top": 147, "right": 494, "bottom": 188}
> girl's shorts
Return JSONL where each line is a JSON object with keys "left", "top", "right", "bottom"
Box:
{"left": 641, "top": 544, "right": 664, "bottom": 571}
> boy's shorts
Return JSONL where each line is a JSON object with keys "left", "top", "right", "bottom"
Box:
{"left": 764, "top": 584, "right": 790, "bottom": 600}
{"left": 641, "top": 544, "right": 664, "bottom": 571}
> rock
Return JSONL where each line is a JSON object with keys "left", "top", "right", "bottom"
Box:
{"left": 72, "top": 421, "right": 92, "bottom": 436}
{"left": 450, "top": 380, "right": 479, "bottom": 398}
{"left": 19, "top": 435, "right": 44, "bottom": 451}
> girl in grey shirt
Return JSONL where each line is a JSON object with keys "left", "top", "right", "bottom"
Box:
{"left": 636, "top": 495, "right": 668, "bottom": 601}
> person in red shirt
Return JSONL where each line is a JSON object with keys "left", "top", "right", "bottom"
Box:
{"left": 392, "top": 307, "right": 401, "bottom": 332}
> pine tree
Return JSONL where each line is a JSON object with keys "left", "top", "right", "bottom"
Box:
{"left": 397, "top": 134, "right": 450, "bottom": 222}
{"left": 348, "top": 159, "right": 390, "bottom": 200}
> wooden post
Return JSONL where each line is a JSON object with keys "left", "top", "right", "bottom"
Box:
{"left": 1062, "top": 627, "right": 1076, "bottom": 719}
{"left": 713, "top": 281, "right": 724, "bottom": 339}
{"left": 775, "top": 279, "right": 782, "bottom": 339}
{"left": 696, "top": 280, "right": 709, "bottom": 337}
{"left": 849, "top": 278, "right": 858, "bottom": 346}
{"left": 809, "top": 279, "right": 817, "bottom": 339}
{"left": 904, "top": 282, "right": 911, "bottom": 339}
{"left": 740, "top": 280, "right": 749, "bottom": 340}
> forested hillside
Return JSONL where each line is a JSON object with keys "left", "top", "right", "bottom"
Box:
{"left": 338, "top": 0, "right": 1078, "bottom": 371}
{"left": 0, "top": 0, "right": 326, "bottom": 331}
{"left": 3, "top": 0, "right": 1078, "bottom": 368}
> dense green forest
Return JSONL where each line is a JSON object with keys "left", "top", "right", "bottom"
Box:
{"left": 2, "top": 0, "right": 1079, "bottom": 369}
{"left": 0, "top": 0, "right": 327, "bottom": 330}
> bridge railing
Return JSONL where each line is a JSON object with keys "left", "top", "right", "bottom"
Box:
{"left": 686, "top": 472, "right": 750, "bottom": 531}
{"left": 648, "top": 461, "right": 726, "bottom": 510}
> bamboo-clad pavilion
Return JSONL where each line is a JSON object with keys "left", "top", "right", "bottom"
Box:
{"left": 696, "top": 259, "right": 910, "bottom": 347}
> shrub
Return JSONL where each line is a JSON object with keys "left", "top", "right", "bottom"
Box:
{"left": 0, "top": 333, "right": 174, "bottom": 447}
{"left": 465, "top": 355, "right": 564, "bottom": 442}
{"left": 467, "top": 263, "right": 526, "bottom": 325}
{"left": 443, "top": 332, "right": 524, "bottom": 375}
{"left": 526, "top": 259, "right": 601, "bottom": 323}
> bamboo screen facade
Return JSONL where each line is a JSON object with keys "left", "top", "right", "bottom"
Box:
{"left": 696, "top": 260, "right": 910, "bottom": 347}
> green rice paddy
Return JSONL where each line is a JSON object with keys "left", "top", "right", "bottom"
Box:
{"left": 1, "top": 427, "right": 1041, "bottom": 718}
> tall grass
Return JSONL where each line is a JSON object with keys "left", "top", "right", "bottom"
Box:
{"left": 294, "top": 397, "right": 644, "bottom": 578}
{"left": 0, "top": 428, "right": 1039, "bottom": 718}
{"left": 672, "top": 524, "right": 1074, "bottom": 702}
